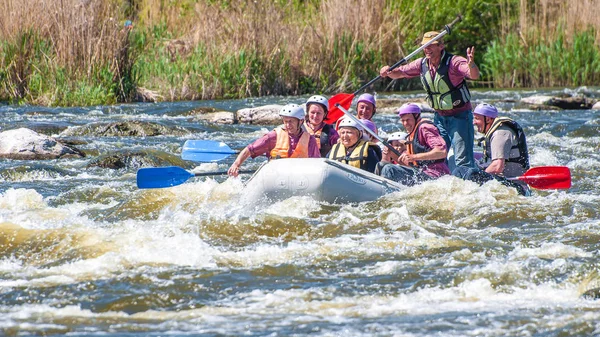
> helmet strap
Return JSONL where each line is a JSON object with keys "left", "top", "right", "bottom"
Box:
{"left": 483, "top": 116, "right": 493, "bottom": 133}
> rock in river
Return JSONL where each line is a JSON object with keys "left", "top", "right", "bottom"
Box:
{"left": 60, "top": 120, "right": 189, "bottom": 137}
{"left": 86, "top": 150, "right": 187, "bottom": 170}
{"left": 0, "top": 128, "right": 85, "bottom": 160}
{"left": 236, "top": 105, "right": 282, "bottom": 125}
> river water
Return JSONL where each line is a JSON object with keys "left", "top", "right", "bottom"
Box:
{"left": 1, "top": 87, "right": 600, "bottom": 336}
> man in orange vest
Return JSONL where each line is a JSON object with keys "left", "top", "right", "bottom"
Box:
{"left": 228, "top": 104, "right": 320, "bottom": 177}
{"left": 378, "top": 103, "right": 450, "bottom": 186}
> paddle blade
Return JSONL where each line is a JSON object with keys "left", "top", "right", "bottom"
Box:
{"left": 325, "top": 93, "right": 354, "bottom": 124}
{"left": 518, "top": 166, "right": 571, "bottom": 190}
{"left": 137, "top": 166, "right": 194, "bottom": 189}
{"left": 182, "top": 140, "right": 237, "bottom": 162}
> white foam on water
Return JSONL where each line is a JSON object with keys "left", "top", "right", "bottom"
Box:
{"left": 1, "top": 275, "right": 77, "bottom": 288}
{"left": 3, "top": 279, "right": 600, "bottom": 336}
{"left": 261, "top": 196, "right": 322, "bottom": 218}
{"left": 109, "top": 220, "right": 219, "bottom": 268}
{"left": 380, "top": 205, "right": 411, "bottom": 230}
{"left": 0, "top": 224, "right": 220, "bottom": 288}
{"left": 211, "top": 218, "right": 471, "bottom": 271}
{"left": 0, "top": 188, "right": 46, "bottom": 212}
{"left": 0, "top": 257, "right": 23, "bottom": 274}
{"left": 0, "top": 189, "right": 78, "bottom": 229}
{"left": 191, "top": 162, "right": 221, "bottom": 173}
{"left": 138, "top": 280, "right": 600, "bottom": 321}
{"left": 447, "top": 248, "right": 488, "bottom": 266}
{"left": 529, "top": 147, "right": 563, "bottom": 166}
{"left": 0, "top": 186, "right": 231, "bottom": 287}
{"left": 361, "top": 260, "right": 406, "bottom": 276}
{"left": 509, "top": 242, "right": 592, "bottom": 260}
{"left": 0, "top": 304, "right": 127, "bottom": 321}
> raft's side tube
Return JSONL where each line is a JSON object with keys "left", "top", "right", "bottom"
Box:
{"left": 243, "top": 158, "right": 402, "bottom": 203}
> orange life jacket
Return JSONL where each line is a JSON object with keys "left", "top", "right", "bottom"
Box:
{"left": 269, "top": 127, "right": 310, "bottom": 159}
{"left": 406, "top": 119, "right": 445, "bottom": 167}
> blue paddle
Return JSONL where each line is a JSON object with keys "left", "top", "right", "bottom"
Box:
{"left": 181, "top": 140, "right": 238, "bottom": 162}
{"left": 136, "top": 166, "right": 255, "bottom": 189}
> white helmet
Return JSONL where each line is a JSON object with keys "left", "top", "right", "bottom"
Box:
{"left": 306, "top": 95, "right": 328, "bottom": 112}
{"left": 387, "top": 131, "right": 408, "bottom": 142}
{"left": 337, "top": 117, "right": 363, "bottom": 131}
{"left": 279, "top": 104, "right": 305, "bottom": 120}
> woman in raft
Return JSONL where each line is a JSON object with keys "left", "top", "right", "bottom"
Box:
{"left": 327, "top": 117, "right": 381, "bottom": 173}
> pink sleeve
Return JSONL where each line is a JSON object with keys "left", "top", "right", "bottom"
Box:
{"left": 449, "top": 55, "right": 471, "bottom": 85}
{"left": 419, "top": 124, "right": 447, "bottom": 151}
{"left": 395, "top": 58, "right": 424, "bottom": 78}
{"left": 308, "top": 136, "right": 321, "bottom": 158}
{"left": 247, "top": 131, "right": 277, "bottom": 158}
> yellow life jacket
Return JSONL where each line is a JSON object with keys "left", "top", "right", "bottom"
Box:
{"left": 269, "top": 127, "right": 310, "bottom": 159}
{"left": 328, "top": 139, "right": 370, "bottom": 170}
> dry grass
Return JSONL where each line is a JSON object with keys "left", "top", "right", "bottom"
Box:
{"left": 1, "top": 0, "right": 599, "bottom": 104}
{"left": 136, "top": 0, "right": 408, "bottom": 93}
{"left": 486, "top": 0, "right": 600, "bottom": 88}
{"left": 0, "top": 0, "right": 128, "bottom": 75}
{"left": 517, "top": 0, "right": 600, "bottom": 43}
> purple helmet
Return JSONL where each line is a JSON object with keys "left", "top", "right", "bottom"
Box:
{"left": 359, "top": 119, "right": 377, "bottom": 140}
{"left": 397, "top": 103, "right": 421, "bottom": 116}
{"left": 473, "top": 103, "right": 498, "bottom": 118}
{"left": 357, "top": 93, "right": 376, "bottom": 108}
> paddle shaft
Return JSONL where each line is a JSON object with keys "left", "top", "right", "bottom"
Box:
{"left": 335, "top": 103, "right": 403, "bottom": 157}
{"left": 193, "top": 169, "right": 254, "bottom": 177}
{"left": 350, "top": 15, "right": 462, "bottom": 96}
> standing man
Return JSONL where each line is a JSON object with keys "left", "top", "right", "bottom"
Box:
{"left": 452, "top": 103, "right": 531, "bottom": 196}
{"left": 379, "top": 31, "right": 480, "bottom": 170}
{"left": 378, "top": 103, "right": 450, "bottom": 186}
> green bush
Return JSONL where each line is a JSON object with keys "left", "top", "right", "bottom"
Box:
{"left": 483, "top": 28, "right": 600, "bottom": 87}
{"left": 2, "top": 0, "right": 600, "bottom": 106}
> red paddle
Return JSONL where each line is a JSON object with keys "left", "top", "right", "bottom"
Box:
{"left": 510, "top": 166, "right": 571, "bottom": 190}
{"left": 325, "top": 93, "right": 354, "bottom": 124}
{"left": 324, "top": 15, "right": 463, "bottom": 124}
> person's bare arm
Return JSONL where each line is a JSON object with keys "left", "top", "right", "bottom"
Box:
{"left": 380, "top": 65, "right": 408, "bottom": 80}
{"left": 485, "top": 158, "right": 505, "bottom": 175}
{"left": 228, "top": 147, "right": 251, "bottom": 177}
{"left": 400, "top": 146, "right": 446, "bottom": 163}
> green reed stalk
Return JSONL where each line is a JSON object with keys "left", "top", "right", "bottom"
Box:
{"left": 483, "top": 28, "right": 600, "bottom": 88}
{"left": 1, "top": 0, "right": 599, "bottom": 106}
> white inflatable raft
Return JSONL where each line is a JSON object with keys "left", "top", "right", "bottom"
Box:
{"left": 242, "top": 158, "right": 403, "bottom": 203}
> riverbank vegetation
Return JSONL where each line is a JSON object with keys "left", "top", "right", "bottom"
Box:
{"left": 1, "top": 0, "right": 599, "bottom": 106}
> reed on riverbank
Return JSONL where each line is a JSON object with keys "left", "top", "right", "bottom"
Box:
{"left": 1, "top": 0, "right": 599, "bottom": 106}
{"left": 482, "top": 0, "right": 600, "bottom": 87}
{"left": 0, "top": 0, "right": 134, "bottom": 105}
